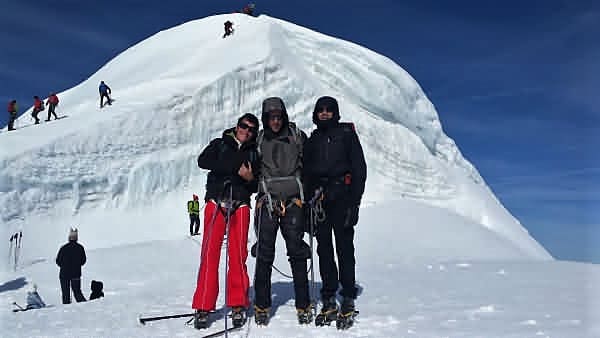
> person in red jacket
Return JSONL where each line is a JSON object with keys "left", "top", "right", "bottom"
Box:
{"left": 32, "top": 96, "right": 44, "bottom": 124}
{"left": 7, "top": 100, "right": 18, "bottom": 131}
{"left": 46, "top": 93, "right": 59, "bottom": 121}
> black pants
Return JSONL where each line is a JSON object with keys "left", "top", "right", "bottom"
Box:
{"left": 254, "top": 203, "right": 310, "bottom": 309}
{"left": 60, "top": 277, "right": 86, "bottom": 304}
{"left": 8, "top": 113, "right": 16, "bottom": 130}
{"left": 100, "top": 93, "right": 111, "bottom": 107}
{"left": 189, "top": 214, "right": 200, "bottom": 235}
{"left": 32, "top": 108, "right": 41, "bottom": 124}
{"left": 47, "top": 104, "right": 58, "bottom": 120}
{"left": 317, "top": 200, "right": 357, "bottom": 300}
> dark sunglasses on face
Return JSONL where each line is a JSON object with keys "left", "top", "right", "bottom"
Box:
{"left": 238, "top": 122, "right": 257, "bottom": 133}
{"left": 317, "top": 106, "right": 333, "bottom": 113}
{"left": 269, "top": 114, "right": 283, "bottom": 121}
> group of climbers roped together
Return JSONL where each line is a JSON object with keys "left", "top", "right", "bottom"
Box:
{"left": 190, "top": 95, "right": 367, "bottom": 330}
{"left": 5, "top": 81, "right": 113, "bottom": 131}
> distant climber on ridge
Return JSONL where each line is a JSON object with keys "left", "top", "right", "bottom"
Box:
{"left": 32, "top": 96, "right": 44, "bottom": 124}
{"left": 46, "top": 93, "right": 59, "bottom": 121}
{"left": 223, "top": 21, "right": 234, "bottom": 38}
{"left": 241, "top": 3, "right": 256, "bottom": 16}
{"left": 99, "top": 81, "right": 112, "bottom": 108}
{"left": 7, "top": 100, "right": 18, "bottom": 131}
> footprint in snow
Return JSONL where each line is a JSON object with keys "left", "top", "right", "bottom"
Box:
{"left": 520, "top": 319, "right": 537, "bottom": 326}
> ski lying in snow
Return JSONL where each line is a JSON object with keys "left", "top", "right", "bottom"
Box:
{"left": 201, "top": 326, "right": 242, "bottom": 338}
{"left": 139, "top": 312, "right": 195, "bottom": 324}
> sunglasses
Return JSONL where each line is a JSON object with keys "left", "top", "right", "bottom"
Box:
{"left": 317, "top": 106, "right": 333, "bottom": 113}
{"left": 238, "top": 122, "right": 258, "bottom": 133}
{"left": 269, "top": 114, "right": 283, "bottom": 121}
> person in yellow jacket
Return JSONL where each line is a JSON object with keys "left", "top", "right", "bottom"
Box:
{"left": 188, "top": 194, "right": 201, "bottom": 235}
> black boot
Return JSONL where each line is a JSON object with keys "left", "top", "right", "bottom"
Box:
{"left": 315, "top": 297, "right": 337, "bottom": 327}
{"left": 254, "top": 305, "right": 270, "bottom": 326}
{"left": 231, "top": 307, "right": 247, "bottom": 328}
{"left": 297, "top": 304, "right": 314, "bottom": 325}
{"left": 336, "top": 297, "right": 357, "bottom": 330}
{"left": 194, "top": 310, "right": 209, "bottom": 329}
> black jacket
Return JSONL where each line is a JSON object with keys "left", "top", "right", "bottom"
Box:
{"left": 56, "top": 241, "right": 86, "bottom": 279}
{"left": 197, "top": 128, "right": 259, "bottom": 204}
{"left": 304, "top": 122, "right": 367, "bottom": 206}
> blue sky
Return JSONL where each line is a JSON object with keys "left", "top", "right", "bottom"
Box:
{"left": 1, "top": 0, "right": 598, "bottom": 262}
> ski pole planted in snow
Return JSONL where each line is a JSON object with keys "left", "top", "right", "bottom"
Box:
{"left": 14, "top": 231, "right": 22, "bottom": 271}
{"left": 8, "top": 234, "right": 14, "bottom": 266}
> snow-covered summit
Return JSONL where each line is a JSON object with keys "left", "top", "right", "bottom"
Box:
{"left": 0, "top": 14, "right": 549, "bottom": 260}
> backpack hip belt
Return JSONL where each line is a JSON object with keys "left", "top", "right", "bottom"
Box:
{"left": 260, "top": 175, "right": 304, "bottom": 218}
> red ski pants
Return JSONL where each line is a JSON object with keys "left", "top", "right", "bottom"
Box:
{"left": 192, "top": 201, "right": 250, "bottom": 310}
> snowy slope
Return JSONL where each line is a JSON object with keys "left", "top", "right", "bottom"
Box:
{"left": 1, "top": 200, "right": 598, "bottom": 338}
{"left": 0, "top": 13, "right": 549, "bottom": 263}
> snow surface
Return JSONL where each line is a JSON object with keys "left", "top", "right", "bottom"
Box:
{"left": 2, "top": 12, "right": 596, "bottom": 337}
{"left": 1, "top": 200, "right": 599, "bottom": 338}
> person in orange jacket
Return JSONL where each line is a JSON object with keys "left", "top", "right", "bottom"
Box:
{"left": 32, "top": 96, "right": 44, "bottom": 124}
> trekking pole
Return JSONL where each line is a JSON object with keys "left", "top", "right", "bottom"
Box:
{"left": 309, "top": 206, "right": 316, "bottom": 317}
{"left": 223, "top": 182, "right": 233, "bottom": 338}
{"left": 307, "top": 187, "right": 323, "bottom": 318}
{"left": 247, "top": 196, "right": 264, "bottom": 330}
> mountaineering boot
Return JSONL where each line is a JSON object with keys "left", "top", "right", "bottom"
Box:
{"left": 336, "top": 297, "right": 357, "bottom": 330}
{"left": 231, "top": 307, "right": 247, "bottom": 328}
{"left": 254, "top": 305, "right": 270, "bottom": 326}
{"left": 315, "top": 297, "right": 337, "bottom": 326}
{"left": 297, "top": 304, "right": 314, "bottom": 325}
{"left": 193, "top": 310, "right": 209, "bottom": 329}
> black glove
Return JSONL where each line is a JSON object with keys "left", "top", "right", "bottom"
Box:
{"left": 344, "top": 205, "right": 360, "bottom": 227}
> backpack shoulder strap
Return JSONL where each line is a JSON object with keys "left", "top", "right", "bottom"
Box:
{"left": 339, "top": 122, "right": 356, "bottom": 133}
{"left": 256, "top": 130, "right": 265, "bottom": 156}
{"left": 288, "top": 122, "right": 299, "bottom": 143}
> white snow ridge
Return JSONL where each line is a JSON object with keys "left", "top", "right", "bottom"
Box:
{"left": 1, "top": 14, "right": 598, "bottom": 338}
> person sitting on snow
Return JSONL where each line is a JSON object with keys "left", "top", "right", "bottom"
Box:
{"left": 26, "top": 284, "right": 46, "bottom": 310}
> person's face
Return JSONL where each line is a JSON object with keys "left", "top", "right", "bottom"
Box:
{"left": 235, "top": 118, "right": 257, "bottom": 143}
{"left": 267, "top": 110, "right": 283, "bottom": 133}
{"left": 317, "top": 106, "right": 334, "bottom": 121}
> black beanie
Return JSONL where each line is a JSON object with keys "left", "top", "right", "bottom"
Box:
{"left": 312, "top": 96, "right": 340, "bottom": 126}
